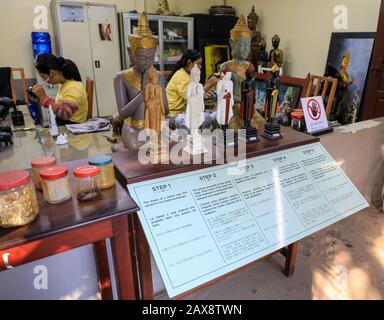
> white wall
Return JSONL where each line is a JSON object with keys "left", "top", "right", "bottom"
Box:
{"left": 228, "top": 0, "right": 381, "bottom": 77}
{"left": 1, "top": 0, "right": 380, "bottom": 79}
{"left": 0, "top": 0, "right": 216, "bottom": 78}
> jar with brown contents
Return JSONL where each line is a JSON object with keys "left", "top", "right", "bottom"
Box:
{"left": 0, "top": 170, "right": 39, "bottom": 228}
{"left": 73, "top": 165, "right": 101, "bottom": 202}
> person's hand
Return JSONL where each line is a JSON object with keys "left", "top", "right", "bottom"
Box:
{"left": 32, "top": 84, "right": 46, "bottom": 99}
{"left": 205, "top": 75, "right": 219, "bottom": 90}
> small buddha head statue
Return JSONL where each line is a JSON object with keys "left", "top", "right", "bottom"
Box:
{"left": 148, "top": 66, "right": 159, "bottom": 84}
{"left": 230, "top": 15, "right": 252, "bottom": 61}
{"left": 247, "top": 6, "right": 259, "bottom": 31}
{"left": 190, "top": 64, "right": 201, "bottom": 83}
{"left": 128, "top": 12, "right": 158, "bottom": 74}
{"left": 272, "top": 35, "right": 280, "bottom": 49}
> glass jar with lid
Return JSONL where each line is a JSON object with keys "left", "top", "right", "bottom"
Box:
{"left": 73, "top": 165, "right": 101, "bottom": 202}
{"left": 31, "top": 156, "right": 57, "bottom": 190}
{"left": 0, "top": 170, "right": 39, "bottom": 228}
{"left": 88, "top": 155, "right": 116, "bottom": 190}
{"left": 291, "top": 111, "right": 306, "bottom": 132}
{"left": 40, "top": 166, "right": 72, "bottom": 204}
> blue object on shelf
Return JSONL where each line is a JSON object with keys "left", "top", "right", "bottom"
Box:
{"left": 27, "top": 101, "right": 41, "bottom": 125}
{"left": 31, "top": 32, "right": 52, "bottom": 57}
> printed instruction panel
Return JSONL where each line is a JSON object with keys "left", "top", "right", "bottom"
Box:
{"left": 128, "top": 143, "right": 368, "bottom": 298}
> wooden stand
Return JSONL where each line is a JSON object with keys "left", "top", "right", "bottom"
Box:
{"left": 113, "top": 126, "right": 319, "bottom": 300}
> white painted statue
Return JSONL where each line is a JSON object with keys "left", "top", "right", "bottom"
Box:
{"left": 217, "top": 71, "right": 234, "bottom": 129}
{"left": 185, "top": 64, "right": 205, "bottom": 134}
{"left": 183, "top": 64, "right": 207, "bottom": 155}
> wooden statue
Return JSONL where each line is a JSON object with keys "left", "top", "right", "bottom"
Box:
{"left": 258, "top": 38, "right": 269, "bottom": 68}
{"left": 247, "top": 6, "right": 262, "bottom": 69}
{"left": 239, "top": 64, "right": 258, "bottom": 143}
{"left": 144, "top": 67, "right": 168, "bottom": 164}
{"left": 144, "top": 67, "right": 166, "bottom": 137}
{"left": 269, "top": 35, "right": 284, "bottom": 68}
{"left": 240, "top": 64, "right": 256, "bottom": 128}
{"left": 262, "top": 64, "right": 282, "bottom": 140}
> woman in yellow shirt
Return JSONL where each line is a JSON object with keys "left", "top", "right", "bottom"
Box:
{"left": 166, "top": 50, "right": 218, "bottom": 132}
{"left": 32, "top": 53, "right": 88, "bottom": 126}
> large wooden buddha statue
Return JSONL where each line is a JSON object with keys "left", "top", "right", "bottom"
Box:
{"left": 221, "top": 15, "right": 253, "bottom": 130}
{"left": 114, "top": 12, "right": 169, "bottom": 150}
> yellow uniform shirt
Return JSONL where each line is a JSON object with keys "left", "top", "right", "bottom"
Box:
{"left": 166, "top": 68, "right": 191, "bottom": 117}
{"left": 55, "top": 80, "right": 88, "bottom": 123}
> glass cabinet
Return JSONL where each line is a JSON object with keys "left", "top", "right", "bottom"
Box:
{"left": 118, "top": 13, "right": 194, "bottom": 78}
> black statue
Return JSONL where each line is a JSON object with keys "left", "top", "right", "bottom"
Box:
{"left": 0, "top": 132, "right": 13, "bottom": 146}
{"left": 0, "top": 125, "right": 13, "bottom": 136}
{"left": 262, "top": 64, "right": 282, "bottom": 140}
{"left": 240, "top": 64, "right": 256, "bottom": 128}
{"left": 0, "top": 97, "right": 16, "bottom": 119}
{"left": 239, "top": 64, "right": 258, "bottom": 143}
{"left": 258, "top": 38, "right": 269, "bottom": 68}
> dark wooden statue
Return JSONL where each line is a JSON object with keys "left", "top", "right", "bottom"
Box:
{"left": 258, "top": 38, "right": 269, "bottom": 68}
{"left": 239, "top": 64, "right": 258, "bottom": 143}
{"left": 262, "top": 64, "right": 282, "bottom": 140}
{"left": 269, "top": 35, "right": 284, "bottom": 68}
{"left": 247, "top": 6, "right": 261, "bottom": 69}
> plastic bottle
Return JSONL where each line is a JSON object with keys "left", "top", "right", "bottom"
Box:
{"left": 48, "top": 104, "right": 58, "bottom": 137}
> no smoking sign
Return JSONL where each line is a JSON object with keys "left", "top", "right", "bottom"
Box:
{"left": 307, "top": 98, "right": 321, "bottom": 121}
{"left": 300, "top": 96, "right": 329, "bottom": 134}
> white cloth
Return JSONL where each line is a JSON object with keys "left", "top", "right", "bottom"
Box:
{"left": 66, "top": 118, "right": 110, "bottom": 134}
{"left": 216, "top": 73, "right": 234, "bottom": 125}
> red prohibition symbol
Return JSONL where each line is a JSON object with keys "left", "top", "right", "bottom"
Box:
{"left": 307, "top": 98, "right": 321, "bottom": 121}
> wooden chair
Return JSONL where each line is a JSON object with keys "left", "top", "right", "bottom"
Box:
{"left": 86, "top": 77, "right": 94, "bottom": 120}
{"left": 305, "top": 75, "right": 338, "bottom": 119}
{"left": 10, "top": 67, "right": 29, "bottom": 104}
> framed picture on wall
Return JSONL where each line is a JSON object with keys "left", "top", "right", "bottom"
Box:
{"left": 254, "top": 73, "right": 310, "bottom": 117}
{"left": 278, "top": 83, "right": 302, "bottom": 110}
{"left": 324, "top": 32, "right": 375, "bottom": 124}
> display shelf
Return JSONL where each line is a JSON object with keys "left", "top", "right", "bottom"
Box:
{"left": 164, "top": 39, "right": 188, "bottom": 43}
{"left": 119, "top": 13, "right": 194, "bottom": 73}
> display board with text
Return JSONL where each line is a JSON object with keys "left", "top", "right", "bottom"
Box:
{"left": 128, "top": 142, "right": 368, "bottom": 298}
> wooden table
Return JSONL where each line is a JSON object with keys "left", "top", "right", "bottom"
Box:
{"left": 0, "top": 158, "right": 140, "bottom": 300}
{"left": 113, "top": 126, "right": 320, "bottom": 299}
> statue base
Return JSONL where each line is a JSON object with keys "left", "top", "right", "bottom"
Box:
{"left": 184, "top": 134, "right": 207, "bottom": 155}
{"left": 238, "top": 126, "right": 259, "bottom": 143}
{"left": 147, "top": 140, "right": 169, "bottom": 164}
{"left": 261, "top": 122, "right": 282, "bottom": 140}
{"left": 214, "top": 129, "right": 237, "bottom": 149}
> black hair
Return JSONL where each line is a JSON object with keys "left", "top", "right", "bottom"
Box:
{"left": 171, "top": 49, "right": 201, "bottom": 77}
{"left": 35, "top": 53, "right": 82, "bottom": 82}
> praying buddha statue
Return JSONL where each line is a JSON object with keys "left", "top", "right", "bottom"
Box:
{"left": 221, "top": 15, "right": 253, "bottom": 130}
{"left": 113, "top": 12, "right": 169, "bottom": 150}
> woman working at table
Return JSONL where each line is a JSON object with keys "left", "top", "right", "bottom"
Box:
{"left": 32, "top": 53, "right": 88, "bottom": 126}
{"left": 166, "top": 49, "right": 218, "bottom": 131}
